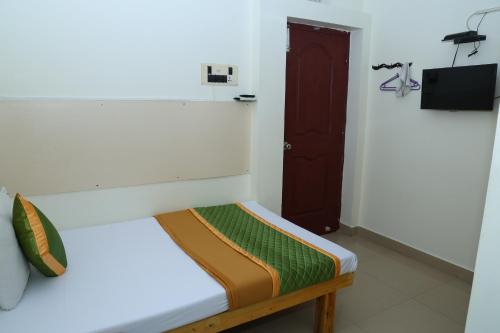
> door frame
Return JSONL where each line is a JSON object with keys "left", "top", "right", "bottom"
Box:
{"left": 251, "top": 3, "right": 371, "bottom": 228}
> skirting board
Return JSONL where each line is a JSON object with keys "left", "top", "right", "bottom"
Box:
{"left": 338, "top": 224, "right": 474, "bottom": 283}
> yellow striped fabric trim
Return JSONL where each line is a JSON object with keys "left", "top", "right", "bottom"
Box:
{"left": 18, "top": 195, "right": 66, "bottom": 276}
{"left": 236, "top": 202, "right": 342, "bottom": 278}
{"left": 157, "top": 214, "right": 238, "bottom": 308}
{"left": 188, "top": 208, "right": 281, "bottom": 297}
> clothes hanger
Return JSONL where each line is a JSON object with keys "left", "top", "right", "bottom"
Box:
{"left": 379, "top": 73, "right": 421, "bottom": 91}
{"left": 372, "top": 62, "right": 413, "bottom": 70}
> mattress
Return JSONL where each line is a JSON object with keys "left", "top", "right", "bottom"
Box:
{"left": 0, "top": 201, "right": 357, "bottom": 333}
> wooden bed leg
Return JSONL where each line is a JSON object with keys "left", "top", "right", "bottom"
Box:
{"left": 314, "top": 292, "right": 336, "bottom": 333}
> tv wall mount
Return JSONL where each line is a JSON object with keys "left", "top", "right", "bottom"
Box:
{"left": 442, "top": 31, "right": 486, "bottom": 45}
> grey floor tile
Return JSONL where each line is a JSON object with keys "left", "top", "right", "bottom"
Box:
{"left": 415, "top": 278, "right": 471, "bottom": 325}
{"left": 357, "top": 300, "right": 464, "bottom": 333}
{"left": 323, "top": 233, "right": 392, "bottom": 264}
{"left": 225, "top": 302, "right": 315, "bottom": 333}
{"left": 358, "top": 250, "right": 453, "bottom": 297}
{"left": 335, "top": 272, "right": 408, "bottom": 327}
{"left": 337, "top": 325, "right": 366, "bottom": 333}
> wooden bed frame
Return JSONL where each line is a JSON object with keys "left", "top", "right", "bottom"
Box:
{"left": 168, "top": 273, "right": 354, "bottom": 333}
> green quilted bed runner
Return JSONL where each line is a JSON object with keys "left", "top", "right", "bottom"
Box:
{"left": 194, "top": 203, "right": 338, "bottom": 295}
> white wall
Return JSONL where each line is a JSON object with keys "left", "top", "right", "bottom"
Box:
{"left": 4, "top": 0, "right": 496, "bottom": 274}
{"left": 322, "top": 0, "right": 365, "bottom": 11}
{"left": 0, "top": 0, "right": 371, "bottom": 230}
{"left": 361, "top": 0, "right": 500, "bottom": 270}
{"left": 0, "top": 0, "right": 253, "bottom": 101}
{"left": 466, "top": 105, "right": 500, "bottom": 332}
{"left": 252, "top": 0, "right": 371, "bottom": 229}
{"left": 28, "top": 175, "right": 252, "bottom": 230}
{"left": 0, "top": 0, "right": 257, "bottom": 229}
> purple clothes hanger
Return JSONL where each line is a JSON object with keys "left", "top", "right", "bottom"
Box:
{"left": 380, "top": 73, "right": 421, "bottom": 91}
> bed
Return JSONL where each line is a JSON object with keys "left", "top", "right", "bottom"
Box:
{"left": 0, "top": 201, "right": 357, "bottom": 333}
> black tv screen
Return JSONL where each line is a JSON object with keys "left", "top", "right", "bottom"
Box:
{"left": 421, "top": 64, "right": 498, "bottom": 111}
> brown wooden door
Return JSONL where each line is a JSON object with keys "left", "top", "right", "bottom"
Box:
{"left": 282, "top": 23, "right": 350, "bottom": 235}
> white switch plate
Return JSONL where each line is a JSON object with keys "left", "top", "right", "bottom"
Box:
{"left": 201, "top": 63, "right": 238, "bottom": 86}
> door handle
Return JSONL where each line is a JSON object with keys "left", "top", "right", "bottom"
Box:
{"left": 284, "top": 141, "right": 292, "bottom": 151}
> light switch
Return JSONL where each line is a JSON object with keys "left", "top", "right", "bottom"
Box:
{"left": 201, "top": 64, "right": 238, "bottom": 86}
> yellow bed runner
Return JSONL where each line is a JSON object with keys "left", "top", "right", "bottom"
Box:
{"left": 155, "top": 203, "right": 339, "bottom": 310}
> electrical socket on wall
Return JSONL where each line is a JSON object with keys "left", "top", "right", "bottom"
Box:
{"left": 201, "top": 64, "right": 238, "bottom": 86}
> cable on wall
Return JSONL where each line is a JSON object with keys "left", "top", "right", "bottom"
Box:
{"left": 466, "top": 6, "right": 500, "bottom": 30}
{"left": 469, "top": 13, "right": 488, "bottom": 57}
{"left": 466, "top": 6, "right": 500, "bottom": 57}
{"left": 452, "top": 44, "right": 460, "bottom": 67}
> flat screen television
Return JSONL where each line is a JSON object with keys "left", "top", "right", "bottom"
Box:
{"left": 421, "top": 64, "right": 498, "bottom": 111}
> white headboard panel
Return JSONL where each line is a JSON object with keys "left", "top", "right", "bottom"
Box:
{"left": 0, "top": 100, "right": 252, "bottom": 195}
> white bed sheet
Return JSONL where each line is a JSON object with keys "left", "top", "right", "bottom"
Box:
{"left": 0, "top": 201, "right": 357, "bottom": 333}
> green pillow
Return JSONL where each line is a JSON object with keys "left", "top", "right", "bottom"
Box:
{"left": 12, "top": 194, "right": 67, "bottom": 277}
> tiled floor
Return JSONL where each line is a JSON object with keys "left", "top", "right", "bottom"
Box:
{"left": 226, "top": 232, "right": 471, "bottom": 333}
